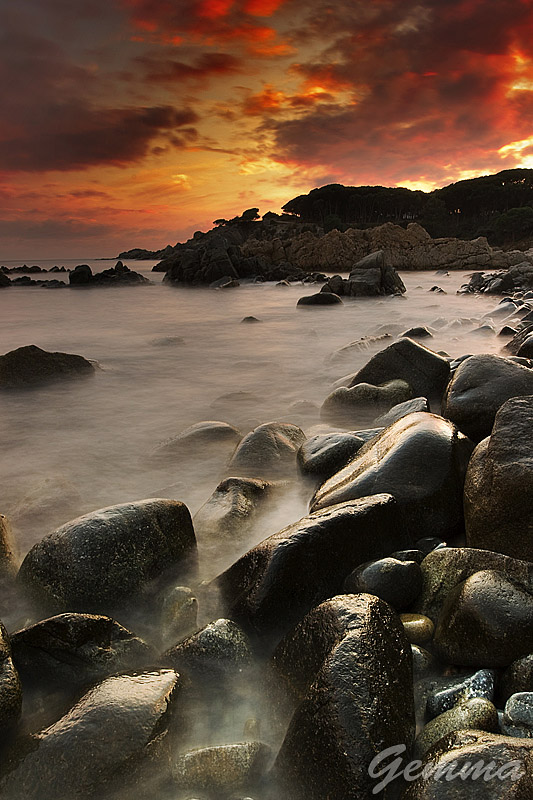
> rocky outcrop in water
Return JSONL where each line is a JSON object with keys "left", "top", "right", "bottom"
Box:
{"left": 70, "top": 261, "right": 150, "bottom": 286}
{"left": 0, "top": 345, "right": 95, "bottom": 389}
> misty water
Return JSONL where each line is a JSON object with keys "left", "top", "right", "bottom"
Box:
{"left": 1, "top": 259, "right": 519, "bottom": 797}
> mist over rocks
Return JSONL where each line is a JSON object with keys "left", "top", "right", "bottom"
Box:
{"left": 0, "top": 345, "right": 95, "bottom": 389}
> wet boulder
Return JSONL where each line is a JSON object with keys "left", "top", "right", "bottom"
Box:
{"left": 173, "top": 741, "right": 271, "bottom": 795}
{"left": 0, "top": 621, "right": 22, "bottom": 732}
{"left": 0, "top": 345, "right": 95, "bottom": 389}
{"left": 413, "top": 546, "right": 533, "bottom": 623}
{"left": 426, "top": 669, "right": 496, "bottom": 720}
{"left": 374, "top": 396, "right": 429, "bottom": 426}
{"left": 442, "top": 354, "right": 533, "bottom": 441}
{"left": 272, "top": 594, "right": 414, "bottom": 800}
{"left": 0, "top": 669, "right": 180, "bottom": 799}
{"left": 297, "top": 292, "right": 343, "bottom": 306}
{"left": 311, "top": 413, "right": 473, "bottom": 541}
{"left": 433, "top": 570, "right": 533, "bottom": 668}
{"left": 321, "top": 379, "right": 413, "bottom": 425}
{"left": 501, "top": 656, "right": 533, "bottom": 704}
{"left": 10, "top": 613, "right": 152, "bottom": 690}
{"left": 18, "top": 499, "right": 197, "bottom": 614}
{"left": 216, "top": 494, "right": 409, "bottom": 647}
{"left": 227, "top": 422, "right": 305, "bottom": 478}
{"left": 415, "top": 698, "right": 499, "bottom": 758}
{"left": 464, "top": 396, "right": 533, "bottom": 561}
{"left": 402, "top": 729, "right": 533, "bottom": 799}
{"left": 502, "top": 692, "right": 533, "bottom": 738}
{"left": 162, "top": 618, "right": 251, "bottom": 682}
{"left": 193, "top": 477, "right": 274, "bottom": 541}
{"left": 343, "top": 557, "right": 423, "bottom": 611}
{"left": 346, "top": 337, "right": 450, "bottom": 400}
{"left": 297, "top": 431, "right": 370, "bottom": 480}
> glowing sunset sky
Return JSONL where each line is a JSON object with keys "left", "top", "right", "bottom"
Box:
{"left": 2, "top": 0, "right": 533, "bottom": 257}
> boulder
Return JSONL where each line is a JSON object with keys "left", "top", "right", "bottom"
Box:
{"left": 321, "top": 379, "right": 413, "bottom": 425}
{"left": 401, "top": 729, "right": 533, "bottom": 799}
{"left": 0, "top": 345, "right": 95, "bottom": 389}
{"left": 0, "top": 272, "right": 11, "bottom": 288}
{"left": 0, "top": 621, "right": 22, "bottom": 731}
{"left": 18, "top": 499, "right": 197, "bottom": 613}
{"left": 346, "top": 338, "right": 450, "bottom": 400}
{"left": 502, "top": 692, "right": 533, "bottom": 738}
{"left": 159, "top": 585, "right": 198, "bottom": 647}
{"left": 193, "top": 477, "right": 274, "bottom": 544}
{"left": 442, "top": 354, "right": 533, "bottom": 441}
{"left": 162, "top": 618, "right": 251, "bottom": 681}
{"left": 433, "top": 569, "right": 533, "bottom": 668}
{"left": 0, "top": 515, "right": 17, "bottom": 579}
{"left": 464, "top": 396, "right": 533, "bottom": 561}
{"left": 415, "top": 698, "right": 499, "bottom": 758}
{"left": 68, "top": 264, "right": 93, "bottom": 285}
{"left": 414, "top": 546, "right": 533, "bottom": 623}
{"left": 373, "top": 396, "right": 429, "bottom": 426}
{"left": 311, "top": 413, "right": 473, "bottom": 541}
{"left": 10, "top": 613, "right": 152, "bottom": 689}
{"left": 348, "top": 249, "right": 406, "bottom": 295}
{"left": 173, "top": 741, "right": 271, "bottom": 794}
{"left": 150, "top": 420, "right": 242, "bottom": 463}
{"left": 227, "top": 422, "right": 305, "bottom": 477}
{"left": 0, "top": 669, "right": 180, "bottom": 800}
{"left": 426, "top": 669, "right": 497, "bottom": 719}
{"left": 297, "top": 431, "right": 371, "bottom": 480}
{"left": 272, "top": 594, "right": 414, "bottom": 800}
{"left": 343, "top": 557, "right": 423, "bottom": 611}
{"left": 297, "top": 292, "right": 343, "bottom": 306}
{"left": 216, "top": 494, "right": 409, "bottom": 647}
{"left": 501, "top": 656, "right": 533, "bottom": 704}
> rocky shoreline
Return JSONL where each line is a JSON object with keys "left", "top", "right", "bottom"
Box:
{"left": 1, "top": 302, "right": 533, "bottom": 799}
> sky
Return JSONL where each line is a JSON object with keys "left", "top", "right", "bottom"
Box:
{"left": 1, "top": 0, "right": 533, "bottom": 258}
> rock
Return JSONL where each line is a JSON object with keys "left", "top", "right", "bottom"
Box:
{"left": 0, "top": 669, "right": 180, "bottom": 799}
{"left": 426, "top": 669, "right": 497, "bottom": 719}
{"left": 402, "top": 326, "right": 433, "bottom": 338}
{"left": 402, "top": 729, "right": 533, "bottom": 799}
{"left": 433, "top": 569, "right": 533, "bottom": 668}
{"left": 160, "top": 586, "right": 198, "bottom": 646}
{"left": 216, "top": 494, "right": 409, "bottom": 647}
{"left": 297, "top": 292, "right": 343, "bottom": 306}
{"left": 346, "top": 338, "right": 450, "bottom": 400}
{"left": 347, "top": 249, "right": 406, "bottom": 295}
{"left": 150, "top": 335, "right": 185, "bottom": 347}
{"left": 70, "top": 261, "right": 151, "bottom": 286}
{"left": 502, "top": 693, "right": 533, "bottom": 738}
{"left": 240, "top": 316, "right": 261, "bottom": 323}
{"left": 10, "top": 613, "right": 151, "bottom": 689}
{"left": 227, "top": 423, "right": 305, "bottom": 478}
{"left": 0, "top": 621, "right": 22, "bottom": 731}
{"left": 151, "top": 421, "right": 242, "bottom": 463}
{"left": 415, "top": 698, "right": 499, "bottom": 758}
{"left": 501, "top": 656, "right": 533, "bottom": 704}
{"left": 311, "top": 413, "right": 473, "bottom": 541}
{"left": 173, "top": 741, "right": 271, "bottom": 794}
{"left": 400, "top": 613, "right": 434, "bottom": 644}
{"left": 69, "top": 264, "right": 93, "bottom": 285}
{"left": 442, "top": 354, "right": 533, "bottom": 441}
{"left": 413, "top": 547, "right": 533, "bottom": 623}
{"left": 0, "top": 515, "right": 17, "bottom": 579}
{"left": 0, "top": 272, "right": 11, "bottom": 287}
{"left": 18, "top": 499, "right": 197, "bottom": 614}
{"left": 297, "top": 432, "right": 369, "bottom": 480}
{"left": 329, "top": 334, "right": 393, "bottom": 366}
{"left": 272, "top": 594, "right": 414, "bottom": 800}
{"left": 321, "top": 379, "right": 413, "bottom": 425}
{"left": 162, "top": 619, "right": 251, "bottom": 681}
{"left": 412, "top": 645, "right": 435, "bottom": 676}
{"left": 464, "top": 396, "right": 533, "bottom": 561}
{"left": 343, "top": 557, "right": 423, "bottom": 611}
{"left": 374, "top": 396, "right": 429, "bottom": 426}
{"left": 0, "top": 345, "right": 95, "bottom": 389}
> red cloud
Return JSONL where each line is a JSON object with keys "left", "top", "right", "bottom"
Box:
{"left": 138, "top": 51, "right": 242, "bottom": 82}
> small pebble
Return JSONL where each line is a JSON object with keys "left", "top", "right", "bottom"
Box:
{"left": 400, "top": 613, "right": 434, "bottom": 645}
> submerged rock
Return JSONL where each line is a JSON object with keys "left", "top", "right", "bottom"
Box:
{"left": 216, "top": 494, "right": 409, "bottom": 647}
{"left": 193, "top": 477, "right": 275, "bottom": 543}
{"left": 151, "top": 421, "right": 242, "bottom": 463}
{"left": 18, "top": 499, "right": 197, "bottom": 614}
{"left": 228, "top": 422, "right": 305, "bottom": 477}
{"left": 311, "top": 413, "right": 473, "bottom": 541}
{"left": 0, "top": 669, "right": 180, "bottom": 799}
{"left": 273, "top": 594, "right": 414, "bottom": 800}
{"left": 160, "top": 586, "right": 198, "bottom": 647}
{"left": 464, "top": 396, "right": 533, "bottom": 561}
{"left": 442, "top": 354, "right": 533, "bottom": 441}
{"left": 0, "top": 345, "right": 95, "bottom": 389}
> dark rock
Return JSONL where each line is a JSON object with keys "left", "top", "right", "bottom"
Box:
{"left": 68, "top": 264, "right": 93, "bottom": 285}
{"left": 321, "top": 379, "right": 413, "bottom": 425}
{"left": 502, "top": 692, "right": 533, "bottom": 738}
{"left": 347, "top": 337, "right": 450, "bottom": 400}
{"left": 414, "top": 547, "right": 533, "bottom": 623}
{"left": 412, "top": 645, "right": 435, "bottom": 676}
{"left": 0, "top": 272, "right": 11, "bottom": 287}
{"left": 400, "top": 613, "right": 434, "bottom": 644}
{"left": 415, "top": 537, "right": 447, "bottom": 554}
{"left": 442, "top": 354, "right": 533, "bottom": 441}
{"left": 241, "top": 316, "right": 261, "bottom": 323}
{"left": 374, "top": 396, "right": 429, "bottom": 426}
{"left": 311, "top": 413, "right": 473, "bottom": 541}
{"left": 0, "top": 345, "right": 95, "bottom": 389}
{"left": 348, "top": 250, "right": 406, "bottom": 296}
{"left": 297, "top": 292, "right": 343, "bottom": 306}
{"left": 501, "top": 656, "right": 533, "bottom": 704}
{"left": 297, "top": 431, "right": 369, "bottom": 480}
{"left": 433, "top": 569, "right": 533, "bottom": 668}
{"left": 0, "top": 515, "right": 17, "bottom": 580}
{"left": 215, "top": 494, "right": 409, "bottom": 647}
{"left": 272, "top": 594, "right": 414, "bottom": 800}
{"left": 0, "top": 669, "right": 180, "bottom": 799}
{"left": 499, "top": 325, "right": 518, "bottom": 337}
{"left": 18, "top": 499, "right": 197, "bottom": 614}
{"left": 70, "top": 261, "right": 151, "bottom": 287}
{"left": 391, "top": 548, "right": 426, "bottom": 564}
{"left": 173, "top": 741, "right": 271, "bottom": 794}
{"left": 464, "top": 396, "right": 533, "bottom": 561}
{"left": 0, "top": 621, "right": 22, "bottom": 731}
{"left": 426, "top": 669, "right": 497, "bottom": 719}
{"left": 343, "top": 557, "right": 423, "bottom": 611}
{"left": 228, "top": 422, "right": 305, "bottom": 477}
{"left": 415, "top": 698, "right": 499, "bottom": 758}
{"left": 402, "top": 326, "right": 433, "bottom": 338}
{"left": 162, "top": 618, "right": 251, "bottom": 681}
{"left": 10, "top": 613, "right": 152, "bottom": 689}
{"left": 150, "top": 335, "right": 185, "bottom": 347}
